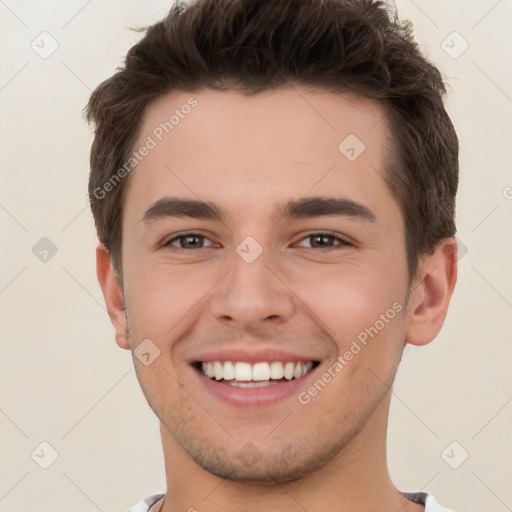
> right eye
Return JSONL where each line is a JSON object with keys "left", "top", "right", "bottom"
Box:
{"left": 163, "top": 232, "right": 215, "bottom": 250}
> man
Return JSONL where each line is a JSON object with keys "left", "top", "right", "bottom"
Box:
{"left": 86, "top": 0, "right": 459, "bottom": 510}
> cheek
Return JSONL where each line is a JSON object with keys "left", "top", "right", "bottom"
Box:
{"left": 289, "top": 260, "right": 408, "bottom": 393}
{"left": 123, "top": 260, "right": 223, "bottom": 338}
{"left": 288, "top": 261, "right": 406, "bottom": 342}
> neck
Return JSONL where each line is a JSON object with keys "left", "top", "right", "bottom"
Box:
{"left": 158, "top": 393, "right": 422, "bottom": 512}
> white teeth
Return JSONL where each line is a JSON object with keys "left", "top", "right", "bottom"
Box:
{"left": 214, "top": 361, "right": 223, "bottom": 381}
{"left": 229, "top": 381, "right": 275, "bottom": 388}
{"left": 200, "top": 360, "right": 315, "bottom": 382}
{"left": 234, "top": 362, "right": 252, "bottom": 381}
{"left": 270, "top": 361, "right": 284, "bottom": 379}
{"left": 252, "top": 362, "right": 270, "bottom": 381}
{"left": 223, "top": 361, "right": 235, "bottom": 380}
{"left": 283, "top": 362, "right": 295, "bottom": 380}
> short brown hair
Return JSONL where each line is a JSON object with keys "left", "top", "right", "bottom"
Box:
{"left": 86, "top": 0, "right": 459, "bottom": 282}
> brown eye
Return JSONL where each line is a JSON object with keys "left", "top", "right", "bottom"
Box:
{"left": 165, "top": 233, "right": 213, "bottom": 249}
{"left": 309, "top": 234, "right": 336, "bottom": 248}
{"left": 179, "top": 235, "right": 204, "bottom": 248}
{"left": 295, "top": 232, "right": 352, "bottom": 249}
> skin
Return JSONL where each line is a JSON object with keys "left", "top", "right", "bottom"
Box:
{"left": 97, "top": 86, "right": 457, "bottom": 512}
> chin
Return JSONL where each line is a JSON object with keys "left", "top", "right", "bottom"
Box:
{"left": 184, "top": 438, "right": 344, "bottom": 485}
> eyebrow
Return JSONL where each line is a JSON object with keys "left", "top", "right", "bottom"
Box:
{"left": 141, "top": 196, "right": 376, "bottom": 223}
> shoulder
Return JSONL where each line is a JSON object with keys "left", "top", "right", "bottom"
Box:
{"left": 402, "top": 491, "right": 454, "bottom": 512}
{"left": 127, "top": 493, "right": 165, "bottom": 512}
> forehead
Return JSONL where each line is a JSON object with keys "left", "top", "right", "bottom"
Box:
{"left": 125, "top": 86, "right": 396, "bottom": 222}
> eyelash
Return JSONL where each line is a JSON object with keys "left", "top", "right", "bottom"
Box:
{"left": 163, "top": 231, "right": 353, "bottom": 251}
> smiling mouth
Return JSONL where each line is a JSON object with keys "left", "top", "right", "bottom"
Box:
{"left": 194, "top": 360, "right": 320, "bottom": 388}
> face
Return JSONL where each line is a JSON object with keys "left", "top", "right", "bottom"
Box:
{"left": 116, "top": 86, "right": 413, "bottom": 483}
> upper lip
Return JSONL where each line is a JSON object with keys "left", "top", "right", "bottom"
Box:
{"left": 189, "top": 347, "right": 321, "bottom": 364}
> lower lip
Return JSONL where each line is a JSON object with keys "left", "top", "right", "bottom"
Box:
{"left": 192, "top": 366, "right": 318, "bottom": 407}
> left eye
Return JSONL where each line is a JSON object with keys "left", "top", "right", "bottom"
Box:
{"left": 165, "top": 233, "right": 214, "bottom": 249}
{"left": 295, "top": 233, "right": 351, "bottom": 249}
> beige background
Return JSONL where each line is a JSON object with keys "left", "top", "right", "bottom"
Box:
{"left": 1, "top": 0, "right": 511, "bottom": 510}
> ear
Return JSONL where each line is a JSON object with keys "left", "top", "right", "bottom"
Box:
{"left": 96, "top": 244, "right": 130, "bottom": 350}
{"left": 405, "top": 238, "right": 458, "bottom": 346}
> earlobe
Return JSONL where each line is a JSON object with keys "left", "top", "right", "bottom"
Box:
{"left": 96, "top": 244, "right": 130, "bottom": 350}
{"left": 405, "top": 238, "right": 458, "bottom": 347}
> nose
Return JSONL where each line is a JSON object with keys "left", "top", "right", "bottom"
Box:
{"left": 210, "top": 246, "right": 295, "bottom": 330}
